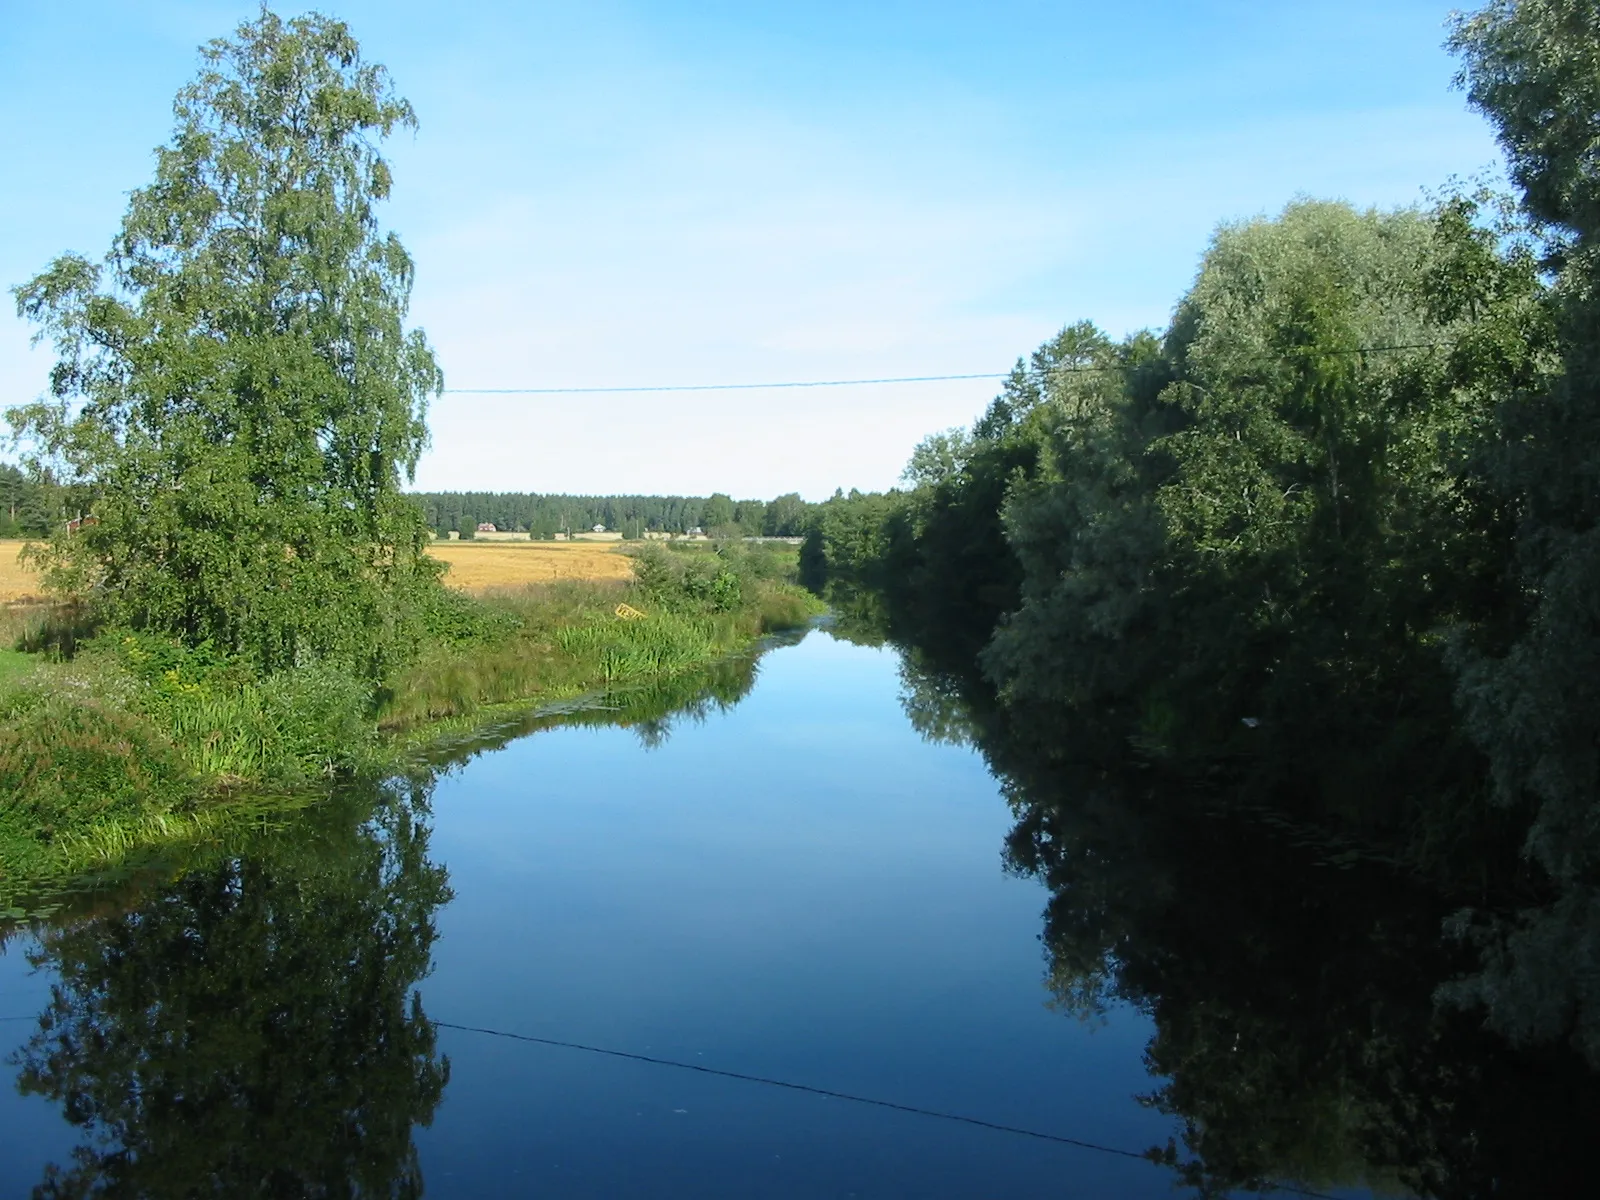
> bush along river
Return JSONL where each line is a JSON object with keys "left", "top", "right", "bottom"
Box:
{"left": 0, "top": 624, "right": 1596, "bottom": 1198}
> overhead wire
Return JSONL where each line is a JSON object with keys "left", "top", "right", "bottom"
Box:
{"left": 433, "top": 1018, "right": 1341, "bottom": 1200}
{"left": 439, "top": 340, "right": 1452, "bottom": 396}
{"left": 0, "top": 1009, "right": 1353, "bottom": 1193}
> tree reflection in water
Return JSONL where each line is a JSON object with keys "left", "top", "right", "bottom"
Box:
{"left": 10, "top": 776, "right": 450, "bottom": 1199}
{"left": 893, "top": 638, "right": 1600, "bottom": 1199}
{"left": 4, "top": 648, "right": 778, "bottom": 1198}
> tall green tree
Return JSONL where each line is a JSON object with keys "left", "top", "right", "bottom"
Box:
{"left": 701, "top": 492, "right": 736, "bottom": 531}
{"left": 10, "top": 8, "right": 442, "bottom": 677}
{"left": 0, "top": 463, "right": 61, "bottom": 537}
{"left": 1443, "top": 0, "right": 1600, "bottom": 1060}
{"left": 1448, "top": 0, "right": 1600, "bottom": 880}
{"left": 732, "top": 497, "right": 767, "bottom": 535}
{"left": 762, "top": 492, "right": 809, "bottom": 536}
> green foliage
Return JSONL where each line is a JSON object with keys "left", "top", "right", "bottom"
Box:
{"left": 808, "top": 152, "right": 1595, "bottom": 1061}
{"left": 0, "top": 648, "right": 33, "bottom": 687}
{"left": 631, "top": 542, "right": 744, "bottom": 611}
{"left": 762, "top": 491, "right": 810, "bottom": 536}
{"left": 818, "top": 197, "right": 1544, "bottom": 808}
{"left": 151, "top": 664, "right": 377, "bottom": 783}
{"left": 378, "top": 544, "right": 816, "bottom": 730}
{"left": 1435, "top": 0, "right": 1600, "bottom": 1059}
{"left": 0, "top": 671, "right": 195, "bottom": 879}
{"left": 553, "top": 616, "right": 722, "bottom": 681}
{"left": 0, "top": 464, "right": 61, "bottom": 537}
{"left": 754, "top": 586, "right": 819, "bottom": 633}
{"left": 7, "top": 602, "right": 101, "bottom": 659}
{"left": 733, "top": 497, "right": 768, "bottom": 534}
{"left": 9, "top": 10, "right": 444, "bottom": 679}
{"left": 701, "top": 491, "right": 736, "bottom": 532}
{"left": 799, "top": 489, "right": 913, "bottom": 588}
{"left": 1450, "top": 0, "right": 1600, "bottom": 240}
{"left": 414, "top": 582, "right": 520, "bottom": 647}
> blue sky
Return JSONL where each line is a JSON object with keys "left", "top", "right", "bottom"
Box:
{"left": 1, "top": 1, "right": 1501, "bottom": 499}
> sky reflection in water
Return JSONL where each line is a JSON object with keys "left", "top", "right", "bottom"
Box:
{"left": 0, "top": 631, "right": 1295, "bottom": 1197}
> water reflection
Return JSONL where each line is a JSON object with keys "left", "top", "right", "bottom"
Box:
{"left": 9, "top": 777, "right": 448, "bottom": 1198}
{"left": 2, "top": 648, "right": 781, "bottom": 1198}
{"left": 410, "top": 635, "right": 780, "bottom": 765}
{"left": 7, "top": 617, "right": 1596, "bottom": 1196}
{"left": 889, "top": 634, "right": 1600, "bottom": 1198}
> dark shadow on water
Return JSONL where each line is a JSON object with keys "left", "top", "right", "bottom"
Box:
{"left": 868, "top": 585, "right": 1600, "bottom": 1200}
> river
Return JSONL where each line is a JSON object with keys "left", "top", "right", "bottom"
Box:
{"left": 0, "top": 627, "right": 1592, "bottom": 1197}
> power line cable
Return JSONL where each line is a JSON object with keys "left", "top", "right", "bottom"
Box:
{"left": 439, "top": 341, "right": 1451, "bottom": 396}
{"left": 0, "top": 1007, "right": 1342, "bottom": 1197}
{"left": 432, "top": 1019, "right": 1339, "bottom": 1199}
{"left": 445, "top": 372, "right": 1005, "bottom": 395}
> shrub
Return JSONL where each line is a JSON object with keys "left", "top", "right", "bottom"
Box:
{"left": 757, "top": 587, "right": 819, "bottom": 632}
{"left": 0, "top": 674, "right": 193, "bottom": 862}
{"left": 415, "top": 585, "right": 519, "bottom": 647}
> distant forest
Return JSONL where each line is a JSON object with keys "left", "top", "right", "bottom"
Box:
{"left": 409, "top": 490, "right": 814, "bottom": 538}
{"left": 0, "top": 464, "right": 63, "bottom": 537}
{"left": 0, "top": 471, "right": 825, "bottom": 542}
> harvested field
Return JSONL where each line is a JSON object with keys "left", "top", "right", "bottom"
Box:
{"left": 0, "top": 540, "right": 42, "bottom": 603}
{"left": 0, "top": 538, "right": 635, "bottom": 601}
{"left": 427, "top": 540, "right": 634, "bottom": 592}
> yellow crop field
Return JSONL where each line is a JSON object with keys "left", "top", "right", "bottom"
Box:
{"left": 0, "top": 540, "right": 42, "bottom": 602}
{"left": 426, "top": 540, "right": 635, "bottom": 592}
{"left": 0, "top": 537, "right": 634, "bottom": 602}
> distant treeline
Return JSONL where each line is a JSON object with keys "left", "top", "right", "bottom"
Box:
{"left": 0, "top": 464, "right": 66, "bottom": 538}
{"left": 802, "top": 2, "right": 1600, "bottom": 1065}
{"left": 409, "top": 491, "right": 813, "bottom": 538}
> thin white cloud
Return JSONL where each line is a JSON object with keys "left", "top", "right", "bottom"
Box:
{"left": 2, "top": 1, "right": 1503, "bottom": 499}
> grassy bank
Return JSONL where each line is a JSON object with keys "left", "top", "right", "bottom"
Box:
{"left": 0, "top": 542, "right": 822, "bottom": 894}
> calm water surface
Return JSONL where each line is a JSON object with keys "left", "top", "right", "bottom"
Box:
{"left": 0, "top": 631, "right": 1357, "bottom": 1197}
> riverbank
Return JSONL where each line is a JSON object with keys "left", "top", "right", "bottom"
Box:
{"left": 0, "top": 542, "right": 823, "bottom": 896}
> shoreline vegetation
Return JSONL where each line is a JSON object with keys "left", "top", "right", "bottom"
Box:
{"left": 0, "top": 12, "right": 820, "bottom": 903}
{"left": 796, "top": 0, "right": 1600, "bottom": 1072}
{"left": 0, "top": 540, "right": 822, "bottom": 899}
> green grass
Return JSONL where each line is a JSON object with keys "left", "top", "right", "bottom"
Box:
{"left": 0, "top": 553, "right": 825, "bottom": 897}
{"left": 0, "top": 648, "right": 32, "bottom": 687}
{"left": 377, "top": 575, "right": 822, "bottom": 729}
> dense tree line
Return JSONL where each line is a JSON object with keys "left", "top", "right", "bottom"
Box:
{"left": 0, "top": 464, "right": 66, "bottom": 537}
{"left": 410, "top": 490, "right": 812, "bottom": 538}
{"left": 805, "top": 0, "right": 1600, "bottom": 1063}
